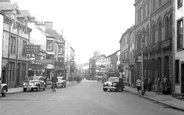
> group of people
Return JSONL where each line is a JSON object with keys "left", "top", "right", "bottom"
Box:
{"left": 136, "top": 75, "right": 170, "bottom": 95}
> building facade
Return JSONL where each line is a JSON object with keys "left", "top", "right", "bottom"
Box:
{"left": 0, "top": 2, "right": 32, "bottom": 88}
{"left": 119, "top": 28, "right": 131, "bottom": 85}
{"left": 107, "top": 50, "right": 120, "bottom": 77}
{"left": 174, "top": 0, "right": 184, "bottom": 94}
{"left": 134, "top": 0, "right": 173, "bottom": 93}
{"left": 128, "top": 26, "right": 136, "bottom": 87}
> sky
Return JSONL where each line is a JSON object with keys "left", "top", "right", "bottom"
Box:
{"left": 11, "top": 0, "right": 135, "bottom": 64}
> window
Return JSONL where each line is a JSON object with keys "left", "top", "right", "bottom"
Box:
{"left": 146, "top": 27, "right": 149, "bottom": 46}
{"left": 175, "top": 60, "right": 179, "bottom": 83}
{"left": 177, "top": 19, "right": 183, "bottom": 50}
{"left": 178, "top": 0, "right": 183, "bottom": 8}
{"left": 153, "top": 0, "right": 156, "bottom": 11}
{"left": 10, "top": 36, "right": 16, "bottom": 54}
{"left": 47, "top": 40, "right": 53, "bottom": 51}
{"left": 168, "top": 14, "right": 172, "bottom": 39}
{"left": 164, "top": 56, "right": 169, "bottom": 78}
{"left": 22, "top": 40, "right": 27, "bottom": 56}
{"left": 152, "top": 24, "right": 156, "bottom": 44}
{"left": 9, "top": 62, "right": 15, "bottom": 81}
{"left": 158, "top": 21, "right": 162, "bottom": 42}
{"left": 159, "top": 0, "right": 162, "bottom": 6}
{"left": 165, "top": 17, "right": 169, "bottom": 40}
{"left": 143, "top": 4, "right": 146, "bottom": 19}
{"left": 58, "top": 44, "right": 64, "bottom": 54}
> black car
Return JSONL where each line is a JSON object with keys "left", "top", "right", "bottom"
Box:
{"left": 103, "top": 77, "right": 124, "bottom": 92}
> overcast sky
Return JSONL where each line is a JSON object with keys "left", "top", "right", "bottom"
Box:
{"left": 11, "top": 0, "right": 135, "bottom": 64}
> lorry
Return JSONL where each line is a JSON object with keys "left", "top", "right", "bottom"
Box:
{"left": 0, "top": 13, "right": 8, "bottom": 97}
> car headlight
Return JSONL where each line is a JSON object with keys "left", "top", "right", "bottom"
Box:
{"left": 112, "top": 83, "right": 117, "bottom": 86}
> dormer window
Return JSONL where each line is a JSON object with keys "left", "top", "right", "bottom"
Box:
{"left": 47, "top": 40, "right": 53, "bottom": 51}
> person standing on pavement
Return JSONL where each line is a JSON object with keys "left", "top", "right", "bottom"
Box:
{"left": 136, "top": 78, "right": 141, "bottom": 94}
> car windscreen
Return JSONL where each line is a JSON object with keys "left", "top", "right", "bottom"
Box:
{"left": 108, "top": 77, "right": 119, "bottom": 82}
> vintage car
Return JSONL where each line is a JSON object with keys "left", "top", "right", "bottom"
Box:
{"left": 103, "top": 77, "right": 124, "bottom": 92}
{"left": 56, "top": 77, "right": 66, "bottom": 88}
{"left": 0, "top": 78, "right": 8, "bottom": 97}
{"left": 23, "top": 76, "right": 46, "bottom": 92}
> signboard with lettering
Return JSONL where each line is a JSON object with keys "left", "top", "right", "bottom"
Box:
{"left": 23, "top": 45, "right": 40, "bottom": 54}
{"left": 34, "top": 60, "right": 54, "bottom": 64}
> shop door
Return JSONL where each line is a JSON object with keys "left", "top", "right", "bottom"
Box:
{"left": 181, "top": 64, "right": 184, "bottom": 93}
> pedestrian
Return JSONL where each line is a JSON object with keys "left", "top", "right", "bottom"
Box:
{"left": 155, "top": 77, "right": 161, "bottom": 94}
{"left": 143, "top": 76, "right": 148, "bottom": 93}
{"left": 136, "top": 78, "right": 142, "bottom": 94}
{"left": 148, "top": 76, "right": 151, "bottom": 91}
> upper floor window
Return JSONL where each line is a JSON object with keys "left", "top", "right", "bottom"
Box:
{"left": 10, "top": 36, "right": 16, "bottom": 54}
{"left": 22, "top": 40, "right": 27, "bottom": 56}
{"left": 178, "top": 0, "right": 183, "bottom": 8}
{"left": 151, "top": 24, "right": 156, "bottom": 44}
{"left": 177, "top": 18, "right": 183, "bottom": 50}
{"left": 146, "top": 27, "right": 149, "bottom": 46}
{"left": 158, "top": 21, "right": 162, "bottom": 42}
{"left": 153, "top": 0, "right": 156, "bottom": 11}
{"left": 47, "top": 40, "right": 53, "bottom": 51}
{"left": 165, "top": 17, "right": 169, "bottom": 40}
{"left": 143, "top": 4, "right": 146, "bottom": 19}
{"left": 58, "top": 44, "right": 64, "bottom": 55}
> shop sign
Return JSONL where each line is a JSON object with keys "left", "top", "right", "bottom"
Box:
{"left": 23, "top": 45, "right": 40, "bottom": 54}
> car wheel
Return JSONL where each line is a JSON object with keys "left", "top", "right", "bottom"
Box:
{"left": 23, "top": 88, "right": 27, "bottom": 92}
{"left": 103, "top": 88, "right": 107, "bottom": 91}
{"left": 31, "top": 88, "right": 34, "bottom": 91}
{"left": 43, "top": 88, "right": 45, "bottom": 91}
{"left": 2, "top": 87, "right": 7, "bottom": 97}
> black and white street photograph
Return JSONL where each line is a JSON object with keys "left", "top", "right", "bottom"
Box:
{"left": 0, "top": 0, "right": 184, "bottom": 115}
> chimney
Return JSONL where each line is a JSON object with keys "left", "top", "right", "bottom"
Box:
{"left": 60, "top": 30, "right": 63, "bottom": 36}
{"left": 44, "top": 21, "right": 53, "bottom": 31}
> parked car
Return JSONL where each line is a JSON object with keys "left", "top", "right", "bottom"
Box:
{"left": 23, "top": 76, "right": 46, "bottom": 92}
{"left": 103, "top": 77, "right": 124, "bottom": 92}
{"left": 56, "top": 77, "right": 66, "bottom": 88}
{"left": 0, "top": 78, "right": 8, "bottom": 97}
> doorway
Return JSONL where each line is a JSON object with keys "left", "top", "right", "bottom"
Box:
{"left": 181, "top": 63, "right": 184, "bottom": 93}
{"left": 16, "top": 63, "right": 21, "bottom": 87}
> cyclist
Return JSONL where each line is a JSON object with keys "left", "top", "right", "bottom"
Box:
{"left": 51, "top": 72, "right": 58, "bottom": 92}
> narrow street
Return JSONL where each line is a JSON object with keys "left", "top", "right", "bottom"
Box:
{"left": 0, "top": 80, "right": 183, "bottom": 115}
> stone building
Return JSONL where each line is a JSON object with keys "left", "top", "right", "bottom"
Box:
{"left": 174, "top": 0, "right": 184, "bottom": 94}
{"left": 134, "top": 0, "right": 173, "bottom": 93}
{"left": 0, "top": 2, "right": 32, "bottom": 87}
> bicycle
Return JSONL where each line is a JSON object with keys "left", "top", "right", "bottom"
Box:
{"left": 51, "top": 83, "right": 57, "bottom": 92}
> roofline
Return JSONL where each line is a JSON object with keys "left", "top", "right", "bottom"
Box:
{"left": 107, "top": 49, "right": 120, "bottom": 57}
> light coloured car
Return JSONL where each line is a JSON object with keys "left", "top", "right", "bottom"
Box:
{"left": 23, "top": 76, "right": 46, "bottom": 92}
{"left": 56, "top": 77, "right": 66, "bottom": 88}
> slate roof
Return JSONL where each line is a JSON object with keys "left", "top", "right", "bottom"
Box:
{"left": 45, "top": 29, "right": 65, "bottom": 43}
{"left": 17, "top": 10, "right": 31, "bottom": 18}
{"left": 0, "top": 2, "right": 19, "bottom": 12}
{"left": 0, "top": 0, "right": 11, "bottom": 2}
{"left": 36, "top": 27, "right": 54, "bottom": 38}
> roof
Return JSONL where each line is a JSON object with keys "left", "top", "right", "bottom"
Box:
{"left": 35, "top": 27, "right": 54, "bottom": 38}
{"left": 46, "top": 30, "right": 65, "bottom": 42}
{"left": 90, "top": 54, "right": 106, "bottom": 61}
{"left": 0, "top": 0, "right": 11, "bottom": 2}
{"left": 0, "top": 2, "right": 20, "bottom": 14}
{"left": 17, "top": 10, "right": 31, "bottom": 18}
{"left": 107, "top": 49, "right": 120, "bottom": 58}
{"left": 119, "top": 25, "right": 134, "bottom": 43}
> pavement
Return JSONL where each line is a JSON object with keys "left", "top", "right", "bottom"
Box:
{"left": 7, "top": 81, "right": 77, "bottom": 94}
{"left": 124, "top": 86, "right": 184, "bottom": 111}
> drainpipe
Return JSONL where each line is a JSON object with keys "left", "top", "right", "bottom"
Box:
{"left": 15, "top": 22, "right": 19, "bottom": 87}
{"left": 172, "top": 1, "right": 175, "bottom": 95}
